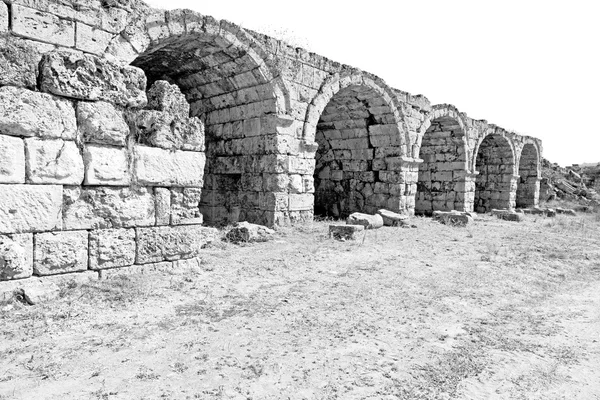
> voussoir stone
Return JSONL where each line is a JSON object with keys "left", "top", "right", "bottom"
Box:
{"left": 25, "top": 138, "right": 84, "bottom": 185}
{"left": 0, "top": 86, "right": 77, "bottom": 140}
{"left": 89, "top": 228, "right": 136, "bottom": 270}
{"left": 0, "top": 185, "right": 63, "bottom": 234}
{"left": 136, "top": 225, "right": 219, "bottom": 264}
{"left": 133, "top": 146, "right": 205, "bottom": 187}
{"left": 63, "top": 186, "right": 155, "bottom": 230}
{"left": 77, "top": 101, "right": 130, "bottom": 146}
{"left": 40, "top": 51, "right": 147, "bottom": 108}
{"left": 0, "top": 234, "right": 33, "bottom": 281}
{"left": 0, "top": 135, "right": 25, "bottom": 184}
{"left": 83, "top": 145, "right": 131, "bottom": 185}
{"left": 346, "top": 212, "right": 384, "bottom": 229}
{"left": 0, "top": 34, "right": 40, "bottom": 89}
{"left": 34, "top": 231, "right": 88, "bottom": 276}
{"left": 130, "top": 110, "right": 205, "bottom": 151}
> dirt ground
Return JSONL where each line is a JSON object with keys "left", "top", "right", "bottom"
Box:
{"left": 1, "top": 212, "right": 600, "bottom": 400}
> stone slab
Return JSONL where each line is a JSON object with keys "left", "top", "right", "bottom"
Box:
{"left": 0, "top": 184, "right": 62, "bottom": 234}
{"left": 40, "top": 51, "right": 147, "bottom": 108}
{"left": 377, "top": 209, "right": 409, "bottom": 226}
{"left": 34, "top": 231, "right": 88, "bottom": 276}
{"left": 0, "top": 135, "right": 26, "bottom": 184}
{"left": 0, "top": 34, "right": 40, "bottom": 89}
{"left": 347, "top": 212, "right": 384, "bottom": 229}
{"left": 89, "top": 228, "right": 136, "bottom": 270}
{"left": 133, "top": 146, "right": 205, "bottom": 187}
{"left": 329, "top": 224, "right": 365, "bottom": 240}
{"left": 136, "top": 225, "right": 219, "bottom": 264}
{"left": 83, "top": 145, "right": 131, "bottom": 185}
{"left": 25, "top": 138, "right": 84, "bottom": 185}
{"left": 0, "top": 86, "right": 77, "bottom": 140}
{"left": 77, "top": 101, "right": 129, "bottom": 146}
{"left": 12, "top": 5, "right": 75, "bottom": 47}
{"left": 0, "top": 234, "right": 33, "bottom": 281}
{"left": 63, "top": 186, "right": 155, "bottom": 230}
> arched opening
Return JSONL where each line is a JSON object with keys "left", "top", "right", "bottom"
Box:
{"left": 516, "top": 143, "right": 539, "bottom": 208}
{"left": 313, "top": 84, "right": 402, "bottom": 218}
{"left": 131, "top": 32, "right": 282, "bottom": 226}
{"left": 474, "top": 134, "right": 516, "bottom": 212}
{"left": 415, "top": 116, "right": 467, "bottom": 215}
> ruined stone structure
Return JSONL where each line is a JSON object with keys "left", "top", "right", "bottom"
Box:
{"left": 0, "top": 0, "right": 542, "bottom": 282}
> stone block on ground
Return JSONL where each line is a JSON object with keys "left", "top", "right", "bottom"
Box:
{"left": 136, "top": 225, "right": 219, "bottom": 264}
{"left": 34, "top": 231, "right": 88, "bottom": 276}
{"left": 0, "top": 184, "right": 63, "bottom": 234}
{"left": 346, "top": 212, "right": 384, "bottom": 229}
{"left": 0, "top": 135, "right": 25, "bottom": 184}
{"left": 0, "top": 86, "right": 76, "bottom": 140}
{"left": 0, "top": 234, "right": 33, "bottom": 281}
{"left": 20, "top": 279, "right": 61, "bottom": 305}
{"left": 433, "top": 211, "right": 474, "bottom": 226}
{"left": 0, "top": 34, "right": 41, "bottom": 89}
{"left": 40, "top": 51, "right": 147, "bottom": 108}
{"left": 556, "top": 208, "right": 577, "bottom": 216}
{"left": 491, "top": 209, "right": 524, "bottom": 222}
{"left": 225, "top": 222, "right": 275, "bottom": 243}
{"left": 77, "top": 101, "right": 130, "bottom": 146}
{"left": 89, "top": 228, "right": 136, "bottom": 270}
{"left": 329, "top": 224, "right": 365, "bottom": 240}
{"left": 133, "top": 146, "right": 205, "bottom": 187}
{"left": 25, "top": 138, "right": 84, "bottom": 185}
{"left": 377, "top": 209, "right": 409, "bottom": 226}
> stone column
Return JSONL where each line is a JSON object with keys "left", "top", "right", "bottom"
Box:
{"left": 454, "top": 171, "right": 478, "bottom": 212}
{"left": 398, "top": 157, "right": 423, "bottom": 215}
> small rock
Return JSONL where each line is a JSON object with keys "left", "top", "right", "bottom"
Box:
{"left": 21, "top": 279, "right": 60, "bottom": 305}
{"left": 346, "top": 213, "right": 383, "bottom": 229}
{"left": 329, "top": 224, "right": 365, "bottom": 241}
{"left": 226, "top": 222, "right": 275, "bottom": 243}
{"left": 377, "top": 209, "right": 409, "bottom": 226}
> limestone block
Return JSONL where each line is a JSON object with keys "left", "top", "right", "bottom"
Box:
{"left": 0, "top": 184, "right": 62, "bottom": 234}
{"left": 225, "top": 222, "right": 275, "bottom": 243}
{"left": 146, "top": 80, "right": 190, "bottom": 117}
{"left": 0, "top": 34, "right": 41, "bottom": 88}
{"left": 12, "top": 5, "right": 75, "bottom": 47}
{"left": 377, "top": 209, "right": 409, "bottom": 226}
{"left": 0, "top": 234, "right": 33, "bottom": 280}
{"left": 289, "top": 194, "right": 313, "bottom": 211}
{"left": 0, "top": 86, "right": 77, "bottom": 140}
{"left": 0, "top": 135, "right": 25, "bottom": 183}
{"left": 0, "top": 3, "right": 7, "bottom": 32}
{"left": 155, "top": 187, "right": 171, "bottom": 225}
{"left": 75, "top": 22, "right": 113, "bottom": 55}
{"left": 491, "top": 209, "right": 524, "bottom": 222}
{"left": 77, "top": 101, "right": 129, "bottom": 146}
{"left": 135, "top": 225, "right": 219, "bottom": 264}
{"left": 89, "top": 228, "right": 136, "bottom": 270}
{"left": 347, "top": 212, "right": 384, "bottom": 229}
{"left": 329, "top": 224, "right": 365, "bottom": 241}
{"left": 433, "top": 211, "right": 473, "bottom": 226}
{"left": 34, "top": 231, "right": 88, "bottom": 276}
{"left": 83, "top": 145, "right": 130, "bottom": 185}
{"left": 40, "top": 51, "right": 147, "bottom": 108}
{"left": 25, "top": 138, "right": 84, "bottom": 185}
{"left": 171, "top": 188, "right": 203, "bottom": 225}
{"left": 21, "top": 279, "right": 61, "bottom": 305}
{"left": 130, "top": 110, "right": 204, "bottom": 151}
{"left": 133, "top": 146, "right": 205, "bottom": 187}
{"left": 63, "top": 186, "right": 155, "bottom": 230}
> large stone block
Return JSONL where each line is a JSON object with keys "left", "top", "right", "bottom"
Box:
{"left": 0, "top": 185, "right": 62, "bottom": 234}
{"left": 63, "top": 186, "right": 155, "bottom": 230}
{"left": 133, "top": 146, "right": 205, "bottom": 187}
{"left": 83, "top": 145, "right": 131, "bottom": 185}
{"left": 77, "top": 101, "right": 130, "bottom": 146}
{"left": 12, "top": 5, "right": 75, "bottom": 47}
{"left": 40, "top": 51, "right": 147, "bottom": 108}
{"left": 130, "top": 110, "right": 205, "bottom": 151}
{"left": 0, "top": 34, "right": 40, "bottom": 88}
{"left": 0, "top": 135, "right": 25, "bottom": 183}
{"left": 25, "top": 138, "right": 84, "bottom": 185}
{"left": 89, "top": 228, "right": 136, "bottom": 270}
{"left": 34, "top": 231, "right": 88, "bottom": 276}
{"left": 75, "top": 22, "right": 113, "bottom": 55}
{"left": 171, "top": 188, "right": 203, "bottom": 225}
{"left": 0, "top": 234, "right": 33, "bottom": 280}
{"left": 0, "top": 3, "right": 7, "bottom": 32}
{"left": 0, "top": 86, "right": 77, "bottom": 140}
{"left": 135, "top": 225, "right": 219, "bottom": 264}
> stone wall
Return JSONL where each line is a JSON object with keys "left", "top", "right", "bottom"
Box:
{"left": 0, "top": 0, "right": 543, "bottom": 283}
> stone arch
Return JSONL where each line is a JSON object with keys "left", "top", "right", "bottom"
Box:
{"left": 123, "top": 11, "right": 292, "bottom": 226}
{"left": 415, "top": 106, "right": 469, "bottom": 214}
{"left": 473, "top": 130, "right": 517, "bottom": 212}
{"left": 304, "top": 74, "right": 408, "bottom": 217}
{"left": 516, "top": 141, "right": 541, "bottom": 208}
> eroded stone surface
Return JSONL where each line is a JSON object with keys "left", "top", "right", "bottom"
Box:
{"left": 0, "top": 86, "right": 77, "bottom": 140}
{"left": 136, "top": 225, "right": 219, "bottom": 264}
{"left": 63, "top": 186, "right": 155, "bottom": 230}
{"left": 0, "top": 135, "right": 26, "bottom": 184}
{"left": 40, "top": 51, "right": 147, "bottom": 107}
{"left": 133, "top": 146, "right": 205, "bottom": 187}
{"left": 171, "top": 188, "right": 203, "bottom": 225}
{"left": 130, "top": 110, "right": 204, "bottom": 151}
{"left": 34, "top": 231, "right": 88, "bottom": 276}
{"left": 433, "top": 210, "right": 473, "bottom": 226}
{"left": 377, "top": 209, "right": 409, "bottom": 226}
{"left": 89, "top": 228, "right": 136, "bottom": 270}
{"left": 225, "top": 222, "right": 275, "bottom": 243}
{"left": 146, "top": 80, "right": 190, "bottom": 117}
{"left": 12, "top": 4, "right": 75, "bottom": 47}
{"left": 0, "top": 185, "right": 62, "bottom": 234}
{"left": 347, "top": 212, "right": 384, "bottom": 229}
{"left": 0, "top": 3, "right": 7, "bottom": 32}
{"left": 154, "top": 187, "right": 171, "bottom": 225}
{"left": 0, "top": 34, "right": 40, "bottom": 88}
{"left": 329, "top": 224, "right": 365, "bottom": 241}
{"left": 77, "top": 101, "right": 130, "bottom": 146}
{"left": 25, "top": 138, "right": 84, "bottom": 185}
{"left": 83, "top": 145, "right": 131, "bottom": 185}
{"left": 0, "top": 234, "right": 33, "bottom": 280}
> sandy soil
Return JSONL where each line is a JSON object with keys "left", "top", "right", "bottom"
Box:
{"left": 1, "top": 213, "right": 599, "bottom": 399}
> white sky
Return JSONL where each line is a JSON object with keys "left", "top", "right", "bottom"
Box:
{"left": 146, "top": 0, "right": 599, "bottom": 166}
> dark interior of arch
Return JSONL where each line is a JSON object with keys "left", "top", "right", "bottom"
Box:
{"left": 516, "top": 143, "right": 539, "bottom": 208}
{"left": 131, "top": 34, "right": 279, "bottom": 226}
{"left": 415, "top": 116, "right": 467, "bottom": 215}
{"left": 474, "top": 134, "right": 515, "bottom": 213}
{"left": 313, "top": 84, "right": 402, "bottom": 218}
